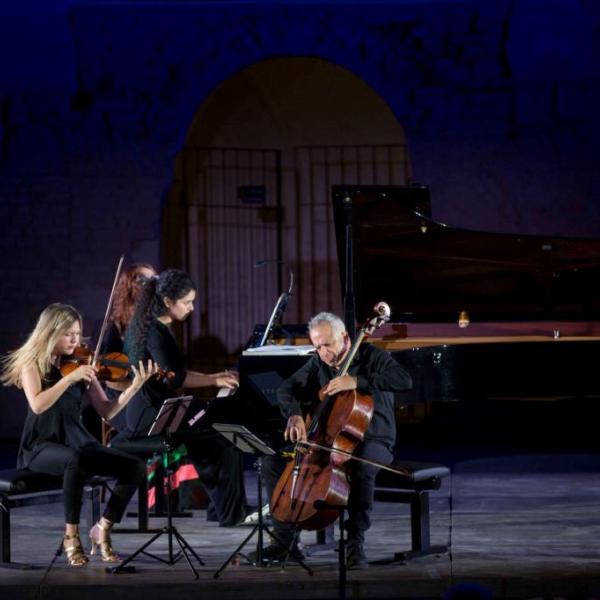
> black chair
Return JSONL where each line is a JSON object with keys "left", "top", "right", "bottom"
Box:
{"left": 374, "top": 459, "right": 450, "bottom": 562}
{"left": 0, "top": 469, "right": 107, "bottom": 566}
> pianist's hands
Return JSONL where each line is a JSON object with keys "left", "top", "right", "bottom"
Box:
{"left": 214, "top": 370, "right": 239, "bottom": 389}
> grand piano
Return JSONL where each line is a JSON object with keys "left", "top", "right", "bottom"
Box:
{"left": 332, "top": 184, "right": 600, "bottom": 405}
{"left": 236, "top": 184, "right": 600, "bottom": 451}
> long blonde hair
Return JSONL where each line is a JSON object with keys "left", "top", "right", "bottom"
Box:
{"left": 1, "top": 303, "right": 82, "bottom": 388}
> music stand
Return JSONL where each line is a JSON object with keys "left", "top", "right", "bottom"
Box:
{"left": 110, "top": 395, "right": 205, "bottom": 579}
{"left": 212, "top": 423, "right": 313, "bottom": 578}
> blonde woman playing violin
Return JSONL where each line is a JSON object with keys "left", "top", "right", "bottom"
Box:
{"left": 1, "top": 303, "right": 157, "bottom": 567}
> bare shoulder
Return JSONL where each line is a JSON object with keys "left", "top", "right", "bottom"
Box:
{"left": 21, "top": 363, "right": 42, "bottom": 393}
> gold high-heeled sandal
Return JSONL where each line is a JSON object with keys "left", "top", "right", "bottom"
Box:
{"left": 89, "top": 520, "right": 120, "bottom": 563}
{"left": 63, "top": 533, "right": 89, "bottom": 566}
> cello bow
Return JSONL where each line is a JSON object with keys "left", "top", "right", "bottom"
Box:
{"left": 295, "top": 440, "right": 409, "bottom": 476}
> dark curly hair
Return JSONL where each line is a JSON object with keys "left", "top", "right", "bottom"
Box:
{"left": 124, "top": 269, "right": 196, "bottom": 363}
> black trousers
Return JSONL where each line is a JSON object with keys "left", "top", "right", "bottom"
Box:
{"left": 184, "top": 431, "right": 248, "bottom": 527}
{"left": 110, "top": 428, "right": 248, "bottom": 527}
{"left": 27, "top": 442, "right": 146, "bottom": 525}
{"left": 263, "top": 439, "right": 392, "bottom": 544}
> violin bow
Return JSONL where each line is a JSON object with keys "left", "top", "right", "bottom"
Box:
{"left": 296, "top": 440, "right": 409, "bottom": 477}
{"left": 92, "top": 255, "right": 125, "bottom": 369}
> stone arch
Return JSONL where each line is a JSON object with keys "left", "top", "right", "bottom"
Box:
{"left": 163, "top": 56, "right": 410, "bottom": 367}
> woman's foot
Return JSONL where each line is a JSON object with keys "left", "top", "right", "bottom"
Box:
{"left": 63, "top": 533, "right": 89, "bottom": 567}
{"left": 89, "top": 519, "right": 120, "bottom": 563}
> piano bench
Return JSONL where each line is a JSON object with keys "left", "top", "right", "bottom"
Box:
{"left": 0, "top": 468, "right": 108, "bottom": 566}
{"left": 374, "top": 460, "right": 450, "bottom": 563}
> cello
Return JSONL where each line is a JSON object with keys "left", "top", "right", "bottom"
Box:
{"left": 270, "top": 302, "right": 392, "bottom": 531}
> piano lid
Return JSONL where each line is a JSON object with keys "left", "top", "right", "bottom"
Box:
{"left": 332, "top": 185, "right": 600, "bottom": 324}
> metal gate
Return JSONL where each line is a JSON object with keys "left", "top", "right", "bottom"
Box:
{"left": 179, "top": 146, "right": 282, "bottom": 369}
{"left": 177, "top": 143, "right": 409, "bottom": 369}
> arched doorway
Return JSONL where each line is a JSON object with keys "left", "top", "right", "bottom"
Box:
{"left": 164, "top": 57, "right": 410, "bottom": 369}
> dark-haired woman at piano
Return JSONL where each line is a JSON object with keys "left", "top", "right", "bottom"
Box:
{"left": 119, "top": 268, "right": 248, "bottom": 526}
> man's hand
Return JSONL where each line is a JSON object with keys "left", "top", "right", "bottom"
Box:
{"left": 322, "top": 375, "right": 357, "bottom": 396}
{"left": 284, "top": 415, "right": 307, "bottom": 443}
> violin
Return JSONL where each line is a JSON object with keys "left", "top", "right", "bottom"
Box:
{"left": 60, "top": 345, "right": 174, "bottom": 383}
{"left": 270, "top": 302, "right": 391, "bottom": 531}
{"left": 59, "top": 256, "right": 171, "bottom": 384}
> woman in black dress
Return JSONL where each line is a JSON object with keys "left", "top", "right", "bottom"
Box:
{"left": 121, "top": 268, "right": 248, "bottom": 526}
{"left": 100, "top": 263, "right": 157, "bottom": 433}
{"left": 102, "top": 263, "right": 157, "bottom": 356}
{"left": 1, "top": 303, "right": 156, "bottom": 566}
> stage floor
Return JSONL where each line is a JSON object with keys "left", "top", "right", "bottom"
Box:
{"left": 2, "top": 454, "right": 600, "bottom": 599}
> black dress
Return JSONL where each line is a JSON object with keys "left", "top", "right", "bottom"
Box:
{"left": 120, "top": 320, "right": 248, "bottom": 526}
{"left": 121, "top": 320, "right": 187, "bottom": 436}
{"left": 18, "top": 366, "right": 145, "bottom": 524}
{"left": 18, "top": 366, "right": 99, "bottom": 469}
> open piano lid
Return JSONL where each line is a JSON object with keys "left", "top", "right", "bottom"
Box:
{"left": 332, "top": 185, "right": 600, "bottom": 324}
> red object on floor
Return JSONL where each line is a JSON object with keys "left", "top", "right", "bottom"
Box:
{"left": 147, "top": 463, "right": 199, "bottom": 509}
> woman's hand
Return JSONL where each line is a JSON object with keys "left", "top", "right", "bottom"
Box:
{"left": 65, "top": 364, "right": 96, "bottom": 385}
{"left": 103, "top": 360, "right": 157, "bottom": 420}
{"left": 129, "top": 359, "right": 157, "bottom": 390}
{"left": 214, "top": 370, "right": 239, "bottom": 389}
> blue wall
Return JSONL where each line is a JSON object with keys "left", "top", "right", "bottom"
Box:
{"left": 0, "top": 0, "right": 599, "bottom": 436}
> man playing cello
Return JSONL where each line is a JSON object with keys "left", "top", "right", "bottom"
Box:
{"left": 261, "top": 311, "right": 412, "bottom": 569}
